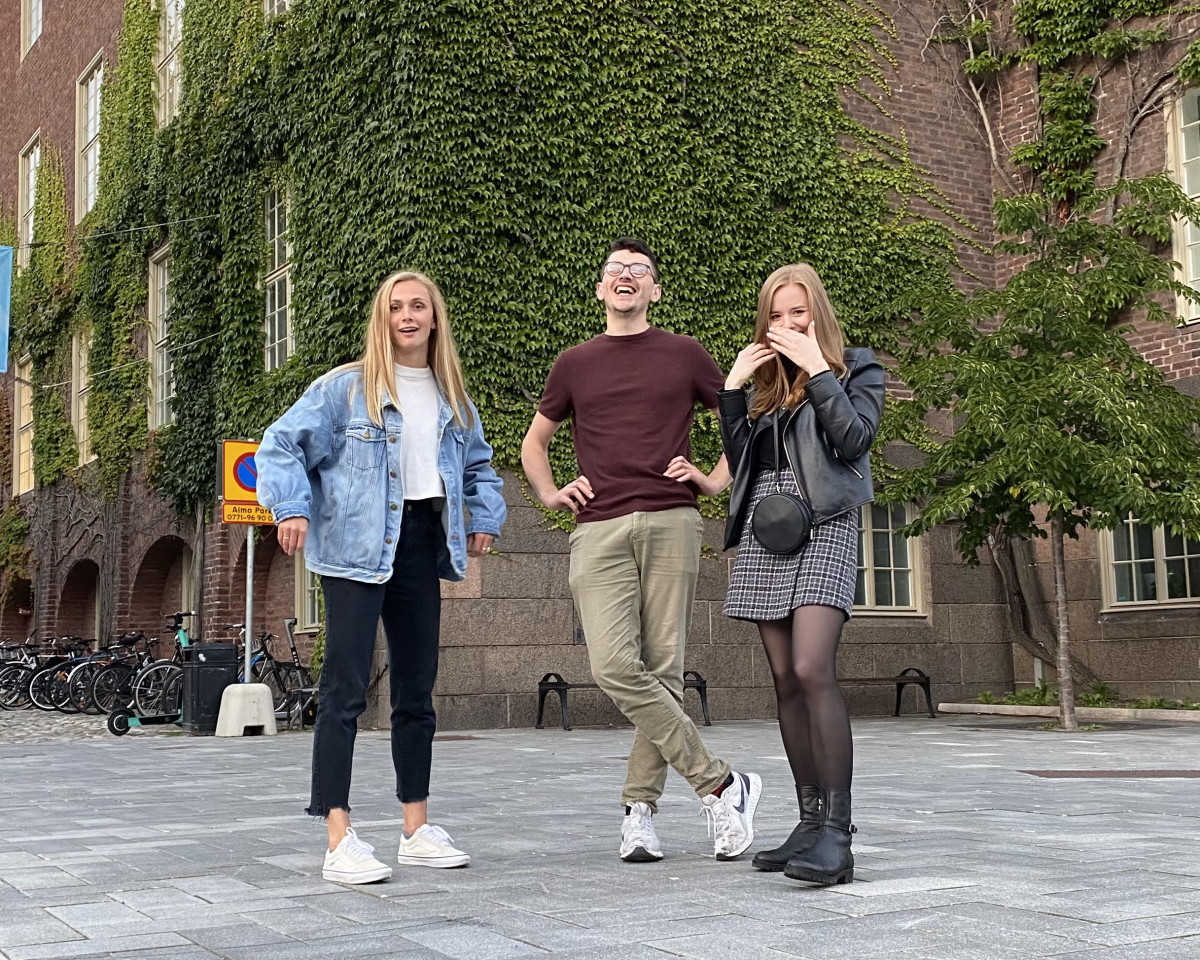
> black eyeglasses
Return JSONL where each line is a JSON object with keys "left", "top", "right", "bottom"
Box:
{"left": 602, "top": 261, "right": 657, "bottom": 280}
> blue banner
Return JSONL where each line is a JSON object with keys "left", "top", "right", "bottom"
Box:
{"left": 0, "top": 246, "right": 10, "bottom": 374}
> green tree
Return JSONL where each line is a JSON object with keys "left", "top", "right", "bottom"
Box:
{"left": 880, "top": 1, "right": 1200, "bottom": 731}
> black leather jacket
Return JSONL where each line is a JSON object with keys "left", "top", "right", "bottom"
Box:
{"left": 718, "top": 347, "right": 885, "bottom": 551}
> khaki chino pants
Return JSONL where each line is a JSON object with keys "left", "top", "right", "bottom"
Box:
{"left": 569, "top": 506, "right": 730, "bottom": 810}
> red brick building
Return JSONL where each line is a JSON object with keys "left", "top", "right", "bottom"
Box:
{"left": 2, "top": 1, "right": 1198, "bottom": 726}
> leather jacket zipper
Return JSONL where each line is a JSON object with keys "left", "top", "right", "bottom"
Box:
{"left": 832, "top": 447, "right": 865, "bottom": 479}
{"left": 781, "top": 402, "right": 806, "bottom": 497}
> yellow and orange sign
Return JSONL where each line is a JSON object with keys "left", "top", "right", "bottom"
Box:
{"left": 218, "top": 439, "right": 274, "bottom": 526}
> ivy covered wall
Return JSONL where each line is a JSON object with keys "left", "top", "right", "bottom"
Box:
{"left": 9, "top": 0, "right": 956, "bottom": 521}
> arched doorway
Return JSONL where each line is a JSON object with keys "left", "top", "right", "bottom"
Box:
{"left": 59, "top": 560, "right": 100, "bottom": 640}
{"left": 128, "top": 536, "right": 193, "bottom": 649}
{"left": 0, "top": 577, "right": 34, "bottom": 641}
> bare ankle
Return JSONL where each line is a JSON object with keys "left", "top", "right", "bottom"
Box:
{"left": 326, "top": 809, "right": 350, "bottom": 851}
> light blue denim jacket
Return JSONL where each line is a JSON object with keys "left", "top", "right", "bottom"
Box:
{"left": 256, "top": 367, "right": 506, "bottom": 583}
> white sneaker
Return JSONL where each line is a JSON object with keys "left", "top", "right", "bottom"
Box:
{"left": 397, "top": 824, "right": 470, "bottom": 868}
{"left": 620, "top": 801, "right": 664, "bottom": 862}
{"left": 700, "top": 770, "right": 762, "bottom": 860}
{"left": 322, "top": 827, "right": 392, "bottom": 884}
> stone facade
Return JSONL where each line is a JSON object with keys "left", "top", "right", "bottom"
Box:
{"left": 1, "top": 1, "right": 1197, "bottom": 729}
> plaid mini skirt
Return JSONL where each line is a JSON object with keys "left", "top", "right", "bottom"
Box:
{"left": 723, "top": 467, "right": 859, "bottom": 622}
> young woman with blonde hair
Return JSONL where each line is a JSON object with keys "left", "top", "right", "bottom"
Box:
{"left": 257, "top": 270, "right": 506, "bottom": 883}
{"left": 717, "top": 263, "right": 884, "bottom": 886}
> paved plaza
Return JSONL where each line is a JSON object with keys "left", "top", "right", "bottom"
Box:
{"left": 1, "top": 713, "right": 1199, "bottom": 960}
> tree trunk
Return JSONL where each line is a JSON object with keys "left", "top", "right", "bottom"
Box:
{"left": 1051, "top": 511, "right": 1078, "bottom": 731}
{"left": 192, "top": 502, "right": 205, "bottom": 640}
{"left": 987, "top": 531, "right": 1100, "bottom": 688}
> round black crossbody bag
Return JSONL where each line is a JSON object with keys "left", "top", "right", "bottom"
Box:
{"left": 751, "top": 411, "right": 814, "bottom": 555}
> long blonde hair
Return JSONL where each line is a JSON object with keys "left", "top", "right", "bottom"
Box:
{"left": 748, "top": 264, "right": 847, "bottom": 420}
{"left": 353, "top": 270, "right": 474, "bottom": 429}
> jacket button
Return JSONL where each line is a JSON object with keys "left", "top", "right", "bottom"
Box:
{"left": 389, "top": 436, "right": 397, "bottom": 443}
{"left": 390, "top": 471, "right": 396, "bottom": 478}
{"left": 385, "top": 537, "right": 393, "bottom": 544}
{"left": 390, "top": 503, "right": 398, "bottom": 511}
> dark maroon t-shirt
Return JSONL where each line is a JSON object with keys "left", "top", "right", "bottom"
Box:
{"left": 538, "top": 326, "right": 725, "bottom": 523}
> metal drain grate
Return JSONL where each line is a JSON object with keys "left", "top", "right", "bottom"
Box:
{"left": 1021, "top": 770, "right": 1200, "bottom": 778}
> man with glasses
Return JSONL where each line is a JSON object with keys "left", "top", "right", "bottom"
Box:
{"left": 522, "top": 237, "right": 762, "bottom": 863}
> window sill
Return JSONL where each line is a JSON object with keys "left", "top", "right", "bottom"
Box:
{"left": 851, "top": 607, "right": 927, "bottom": 619}
{"left": 1099, "top": 600, "right": 1200, "bottom": 617}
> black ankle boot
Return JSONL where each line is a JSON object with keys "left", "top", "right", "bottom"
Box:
{"left": 751, "top": 783, "right": 822, "bottom": 872}
{"left": 784, "top": 787, "right": 854, "bottom": 885}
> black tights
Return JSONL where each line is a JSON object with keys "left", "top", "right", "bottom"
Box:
{"left": 757, "top": 605, "right": 852, "bottom": 790}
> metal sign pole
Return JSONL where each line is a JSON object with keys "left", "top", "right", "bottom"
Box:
{"left": 245, "top": 531, "right": 254, "bottom": 684}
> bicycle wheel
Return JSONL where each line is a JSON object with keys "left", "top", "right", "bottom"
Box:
{"left": 28, "top": 666, "right": 62, "bottom": 711}
{"left": 0, "top": 665, "right": 33, "bottom": 709}
{"left": 133, "top": 662, "right": 182, "bottom": 716}
{"left": 50, "top": 665, "right": 80, "bottom": 714}
{"left": 91, "top": 662, "right": 133, "bottom": 713}
{"left": 254, "top": 663, "right": 290, "bottom": 713}
{"left": 160, "top": 670, "right": 183, "bottom": 715}
{"left": 69, "top": 662, "right": 103, "bottom": 715}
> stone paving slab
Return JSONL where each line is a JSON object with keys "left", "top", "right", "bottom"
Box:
{"left": 1, "top": 713, "right": 1199, "bottom": 958}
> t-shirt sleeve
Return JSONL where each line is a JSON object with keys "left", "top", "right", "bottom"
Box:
{"left": 692, "top": 340, "right": 725, "bottom": 409}
{"left": 537, "top": 354, "right": 573, "bottom": 423}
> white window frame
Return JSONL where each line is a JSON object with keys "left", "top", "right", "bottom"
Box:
{"left": 17, "top": 132, "right": 41, "bottom": 271}
{"left": 72, "top": 330, "right": 96, "bottom": 466}
{"left": 1101, "top": 516, "right": 1200, "bottom": 611}
{"left": 13, "top": 357, "right": 35, "bottom": 496}
{"left": 264, "top": 188, "right": 293, "bottom": 371}
{"left": 294, "top": 550, "right": 321, "bottom": 631}
{"left": 264, "top": 0, "right": 289, "bottom": 16}
{"left": 76, "top": 53, "right": 104, "bottom": 222}
{"left": 149, "top": 246, "right": 175, "bottom": 428}
{"left": 1169, "top": 87, "right": 1200, "bottom": 325}
{"left": 854, "top": 502, "right": 924, "bottom": 616}
{"left": 21, "top": 0, "right": 42, "bottom": 58}
{"left": 156, "top": 0, "right": 184, "bottom": 126}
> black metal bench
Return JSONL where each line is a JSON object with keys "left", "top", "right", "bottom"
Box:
{"left": 841, "top": 667, "right": 936, "bottom": 718}
{"left": 536, "top": 670, "right": 711, "bottom": 731}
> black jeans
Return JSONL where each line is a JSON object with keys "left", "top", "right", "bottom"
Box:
{"left": 307, "top": 499, "right": 444, "bottom": 817}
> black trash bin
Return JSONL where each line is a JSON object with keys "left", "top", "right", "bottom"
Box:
{"left": 181, "top": 643, "right": 239, "bottom": 735}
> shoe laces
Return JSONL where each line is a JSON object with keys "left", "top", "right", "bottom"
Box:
{"left": 420, "top": 824, "right": 455, "bottom": 846}
{"left": 341, "top": 828, "right": 377, "bottom": 861}
{"left": 700, "top": 795, "right": 736, "bottom": 850}
{"left": 624, "top": 804, "right": 655, "bottom": 845}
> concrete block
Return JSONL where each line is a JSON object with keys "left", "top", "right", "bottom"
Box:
{"left": 710, "top": 611, "right": 758, "bottom": 645}
{"left": 682, "top": 644, "right": 756, "bottom": 688}
{"left": 215, "top": 684, "right": 278, "bottom": 737}
{"left": 695, "top": 554, "right": 730, "bottom": 601}
{"left": 930, "top": 563, "right": 1006, "bottom": 605}
{"left": 480, "top": 553, "right": 571, "bottom": 599}
{"left": 494, "top": 504, "right": 570, "bottom": 555}
{"left": 687, "top": 600, "right": 712, "bottom": 646}
{"left": 1087, "top": 637, "right": 1200, "bottom": 681}
{"left": 440, "top": 556, "right": 482, "bottom": 599}
{"left": 946, "top": 604, "right": 1010, "bottom": 644}
{"left": 440, "top": 599, "right": 574, "bottom": 646}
